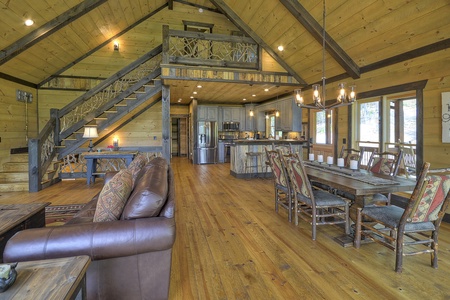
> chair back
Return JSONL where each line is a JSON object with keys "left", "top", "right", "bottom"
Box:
{"left": 339, "top": 145, "right": 364, "bottom": 168}
{"left": 282, "top": 153, "right": 313, "bottom": 200}
{"left": 265, "top": 148, "right": 288, "bottom": 188}
{"left": 406, "top": 166, "right": 450, "bottom": 223}
{"left": 272, "top": 143, "right": 292, "bottom": 155}
{"left": 368, "top": 150, "right": 403, "bottom": 176}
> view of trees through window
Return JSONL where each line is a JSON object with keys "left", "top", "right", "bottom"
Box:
{"left": 359, "top": 101, "right": 379, "bottom": 142}
{"left": 402, "top": 99, "right": 417, "bottom": 144}
{"left": 315, "top": 111, "right": 326, "bottom": 143}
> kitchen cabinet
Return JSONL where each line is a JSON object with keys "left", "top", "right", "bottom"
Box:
{"left": 218, "top": 140, "right": 225, "bottom": 163}
{"left": 244, "top": 104, "right": 256, "bottom": 131}
{"left": 275, "top": 97, "right": 302, "bottom": 132}
{"left": 198, "top": 105, "right": 218, "bottom": 121}
{"left": 220, "top": 107, "right": 244, "bottom": 130}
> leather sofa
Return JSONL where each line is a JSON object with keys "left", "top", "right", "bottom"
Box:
{"left": 3, "top": 156, "right": 175, "bottom": 300}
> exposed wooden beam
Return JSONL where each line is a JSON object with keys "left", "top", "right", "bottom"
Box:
{"left": 0, "top": 72, "right": 37, "bottom": 88}
{"left": 361, "top": 38, "right": 450, "bottom": 73}
{"left": 279, "top": 0, "right": 360, "bottom": 79}
{"left": 0, "top": 0, "right": 107, "bottom": 66}
{"left": 39, "top": 3, "right": 168, "bottom": 87}
{"left": 168, "top": 0, "right": 174, "bottom": 10}
{"left": 209, "top": 0, "right": 307, "bottom": 86}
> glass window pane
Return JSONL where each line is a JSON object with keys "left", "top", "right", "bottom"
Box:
{"left": 403, "top": 99, "right": 416, "bottom": 144}
{"left": 359, "top": 102, "right": 379, "bottom": 142}
{"left": 316, "top": 111, "right": 326, "bottom": 143}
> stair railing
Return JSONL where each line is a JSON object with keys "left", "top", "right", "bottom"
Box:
{"left": 29, "top": 45, "right": 163, "bottom": 192}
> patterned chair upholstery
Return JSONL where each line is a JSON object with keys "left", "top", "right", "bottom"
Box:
{"left": 339, "top": 145, "right": 364, "bottom": 169}
{"left": 265, "top": 147, "right": 293, "bottom": 222}
{"left": 282, "top": 152, "right": 350, "bottom": 240}
{"left": 367, "top": 150, "right": 404, "bottom": 204}
{"left": 354, "top": 163, "right": 450, "bottom": 272}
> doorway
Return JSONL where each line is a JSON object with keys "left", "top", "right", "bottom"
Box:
{"left": 171, "top": 116, "right": 189, "bottom": 157}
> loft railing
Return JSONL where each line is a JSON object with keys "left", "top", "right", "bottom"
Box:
{"left": 162, "top": 25, "right": 259, "bottom": 69}
{"left": 29, "top": 45, "right": 163, "bottom": 192}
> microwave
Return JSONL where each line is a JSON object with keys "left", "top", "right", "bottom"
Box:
{"left": 223, "top": 122, "right": 240, "bottom": 131}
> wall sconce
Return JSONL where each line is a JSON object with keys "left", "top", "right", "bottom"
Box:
{"left": 275, "top": 111, "right": 280, "bottom": 117}
{"left": 113, "top": 137, "right": 119, "bottom": 150}
{"left": 249, "top": 109, "right": 254, "bottom": 117}
{"left": 265, "top": 112, "right": 269, "bottom": 119}
{"left": 113, "top": 41, "right": 119, "bottom": 51}
{"left": 83, "top": 127, "right": 98, "bottom": 152}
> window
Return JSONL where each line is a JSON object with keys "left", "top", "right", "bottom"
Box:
{"left": 358, "top": 101, "right": 379, "bottom": 143}
{"left": 315, "top": 109, "right": 333, "bottom": 144}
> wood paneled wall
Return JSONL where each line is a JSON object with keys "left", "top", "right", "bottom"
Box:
{"left": 0, "top": 79, "right": 38, "bottom": 169}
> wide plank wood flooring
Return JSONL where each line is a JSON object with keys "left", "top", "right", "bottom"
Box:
{"left": 1, "top": 157, "right": 449, "bottom": 299}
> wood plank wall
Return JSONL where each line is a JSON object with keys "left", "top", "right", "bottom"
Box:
{"left": 0, "top": 79, "right": 38, "bottom": 169}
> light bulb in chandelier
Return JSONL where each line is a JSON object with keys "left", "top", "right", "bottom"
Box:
{"left": 337, "top": 83, "right": 356, "bottom": 103}
{"left": 349, "top": 85, "right": 356, "bottom": 102}
{"left": 295, "top": 89, "right": 304, "bottom": 107}
{"left": 249, "top": 109, "right": 254, "bottom": 117}
{"left": 312, "top": 84, "right": 321, "bottom": 104}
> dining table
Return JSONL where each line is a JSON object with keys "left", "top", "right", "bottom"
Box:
{"left": 303, "top": 161, "right": 417, "bottom": 246}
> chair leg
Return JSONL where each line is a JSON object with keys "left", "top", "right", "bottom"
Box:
{"left": 287, "top": 192, "right": 292, "bottom": 223}
{"left": 312, "top": 206, "right": 317, "bottom": 240}
{"left": 353, "top": 207, "right": 362, "bottom": 248}
{"left": 344, "top": 203, "right": 350, "bottom": 235}
{"left": 294, "top": 196, "right": 299, "bottom": 226}
{"left": 395, "top": 229, "right": 404, "bottom": 273}
{"left": 431, "top": 231, "right": 438, "bottom": 268}
{"left": 274, "top": 187, "right": 279, "bottom": 213}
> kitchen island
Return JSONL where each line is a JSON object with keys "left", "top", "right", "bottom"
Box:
{"left": 230, "top": 139, "right": 306, "bottom": 179}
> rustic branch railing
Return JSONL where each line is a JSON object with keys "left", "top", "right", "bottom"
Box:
{"left": 29, "top": 45, "right": 163, "bottom": 192}
{"left": 163, "top": 25, "right": 259, "bottom": 69}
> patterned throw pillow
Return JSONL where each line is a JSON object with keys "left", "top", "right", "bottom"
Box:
{"left": 93, "top": 169, "right": 133, "bottom": 222}
{"left": 127, "top": 154, "right": 147, "bottom": 188}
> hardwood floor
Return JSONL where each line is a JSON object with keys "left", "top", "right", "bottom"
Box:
{"left": 1, "top": 157, "right": 449, "bottom": 299}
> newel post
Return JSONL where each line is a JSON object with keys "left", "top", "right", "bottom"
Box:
{"left": 28, "top": 138, "right": 41, "bottom": 192}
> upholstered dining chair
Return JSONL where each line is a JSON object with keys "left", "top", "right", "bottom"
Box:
{"left": 339, "top": 145, "right": 364, "bottom": 169}
{"left": 354, "top": 163, "right": 450, "bottom": 273}
{"left": 265, "top": 147, "right": 293, "bottom": 222}
{"left": 367, "top": 150, "right": 404, "bottom": 205}
{"left": 282, "top": 152, "right": 350, "bottom": 240}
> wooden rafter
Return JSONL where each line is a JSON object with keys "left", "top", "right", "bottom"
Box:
{"left": 0, "top": 0, "right": 107, "bottom": 66}
{"left": 279, "top": 0, "right": 360, "bottom": 79}
{"left": 209, "top": 0, "right": 307, "bottom": 86}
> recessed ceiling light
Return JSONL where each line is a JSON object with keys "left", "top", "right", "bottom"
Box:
{"left": 243, "top": 98, "right": 247, "bottom": 101}
{"left": 190, "top": 96, "right": 194, "bottom": 99}
{"left": 199, "top": 8, "right": 204, "bottom": 13}
{"left": 24, "top": 19, "right": 34, "bottom": 26}
{"left": 178, "top": 98, "right": 182, "bottom": 102}
{"left": 197, "top": 85, "right": 202, "bottom": 88}
{"left": 193, "top": 91, "right": 197, "bottom": 94}
{"left": 252, "top": 94, "right": 256, "bottom": 97}
{"left": 277, "top": 45, "right": 284, "bottom": 51}
{"left": 264, "top": 88, "right": 269, "bottom": 92}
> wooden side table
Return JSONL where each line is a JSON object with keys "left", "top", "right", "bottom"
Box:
{"left": 1, "top": 256, "right": 90, "bottom": 299}
{"left": 82, "top": 151, "right": 138, "bottom": 184}
{"left": 0, "top": 203, "right": 50, "bottom": 263}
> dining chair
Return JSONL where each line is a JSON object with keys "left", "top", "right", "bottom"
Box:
{"left": 282, "top": 152, "right": 350, "bottom": 240}
{"left": 265, "top": 147, "right": 293, "bottom": 222}
{"left": 367, "top": 150, "right": 404, "bottom": 205}
{"left": 354, "top": 163, "right": 450, "bottom": 272}
{"left": 339, "top": 145, "right": 364, "bottom": 168}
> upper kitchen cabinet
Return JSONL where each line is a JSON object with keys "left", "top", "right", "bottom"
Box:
{"left": 198, "top": 105, "right": 218, "bottom": 121}
{"left": 244, "top": 104, "right": 256, "bottom": 131}
{"left": 275, "top": 97, "right": 302, "bottom": 132}
{"left": 222, "top": 107, "right": 244, "bottom": 123}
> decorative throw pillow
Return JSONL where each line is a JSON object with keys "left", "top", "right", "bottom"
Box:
{"left": 93, "top": 169, "right": 133, "bottom": 222}
{"left": 127, "top": 154, "right": 147, "bottom": 188}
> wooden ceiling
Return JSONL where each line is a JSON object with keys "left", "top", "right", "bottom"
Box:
{"left": 0, "top": 0, "right": 449, "bottom": 105}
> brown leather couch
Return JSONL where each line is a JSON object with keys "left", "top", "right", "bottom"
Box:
{"left": 3, "top": 157, "right": 175, "bottom": 300}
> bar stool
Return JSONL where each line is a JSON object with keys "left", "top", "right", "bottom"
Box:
{"left": 245, "top": 151, "right": 265, "bottom": 178}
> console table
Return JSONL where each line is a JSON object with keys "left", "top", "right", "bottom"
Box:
{"left": 82, "top": 151, "right": 138, "bottom": 184}
{"left": 0, "top": 203, "right": 50, "bottom": 263}
{"left": 1, "top": 256, "right": 90, "bottom": 299}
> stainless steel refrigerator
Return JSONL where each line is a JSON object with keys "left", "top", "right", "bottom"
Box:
{"left": 196, "top": 121, "right": 217, "bottom": 164}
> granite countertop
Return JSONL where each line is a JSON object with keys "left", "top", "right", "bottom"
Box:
{"left": 232, "top": 139, "right": 306, "bottom": 144}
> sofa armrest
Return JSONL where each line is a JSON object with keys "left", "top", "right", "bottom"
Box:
{"left": 3, "top": 217, "right": 175, "bottom": 263}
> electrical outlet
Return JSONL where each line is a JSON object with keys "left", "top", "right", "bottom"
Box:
{"left": 153, "top": 136, "right": 157, "bottom": 140}
{"left": 343, "top": 138, "right": 346, "bottom": 144}
{"left": 16, "top": 89, "right": 33, "bottom": 103}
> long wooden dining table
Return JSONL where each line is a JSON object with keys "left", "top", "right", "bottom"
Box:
{"left": 303, "top": 162, "right": 417, "bottom": 246}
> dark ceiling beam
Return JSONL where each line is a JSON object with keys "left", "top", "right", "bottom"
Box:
{"left": 168, "top": 0, "right": 173, "bottom": 10}
{"left": 0, "top": 0, "right": 107, "bottom": 66}
{"left": 209, "top": 0, "right": 307, "bottom": 86}
{"left": 361, "top": 38, "right": 450, "bottom": 73}
{"left": 279, "top": 0, "right": 360, "bottom": 79}
{"left": 38, "top": 3, "right": 168, "bottom": 87}
{"left": 0, "top": 72, "right": 37, "bottom": 88}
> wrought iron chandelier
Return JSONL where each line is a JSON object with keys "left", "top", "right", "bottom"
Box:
{"left": 295, "top": 0, "right": 356, "bottom": 110}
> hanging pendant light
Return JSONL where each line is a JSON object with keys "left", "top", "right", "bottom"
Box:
{"left": 295, "top": 0, "right": 356, "bottom": 109}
